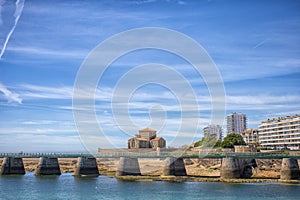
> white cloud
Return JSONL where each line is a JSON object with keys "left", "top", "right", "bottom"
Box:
{"left": 7, "top": 46, "right": 87, "bottom": 59}
{"left": 0, "top": 0, "right": 5, "bottom": 26}
{"left": 0, "top": 82, "right": 22, "bottom": 104}
{"left": 0, "top": 0, "right": 25, "bottom": 59}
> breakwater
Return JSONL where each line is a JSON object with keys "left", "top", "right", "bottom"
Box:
{"left": 1, "top": 156, "right": 299, "bottom": 182}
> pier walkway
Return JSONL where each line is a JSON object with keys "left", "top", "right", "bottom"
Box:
{"left": 0, "top": 151, "right": 299, "bottom": 159}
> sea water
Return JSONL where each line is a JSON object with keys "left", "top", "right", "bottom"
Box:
{"left": 0, "top": 173, "right": 300, "bottom": 200}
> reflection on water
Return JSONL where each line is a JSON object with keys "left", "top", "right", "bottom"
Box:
{"left": 0, "top": 173, "right": 299, "bottom": 200}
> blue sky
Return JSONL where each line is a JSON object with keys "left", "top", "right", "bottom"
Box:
{"left": 0, "top": 0, "right": 299, "bottom": 152}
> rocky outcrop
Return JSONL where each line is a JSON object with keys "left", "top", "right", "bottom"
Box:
{"left": 239, "top": 158, "right": 257, "bottom": 178}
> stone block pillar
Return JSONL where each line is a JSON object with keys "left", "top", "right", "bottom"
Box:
{"left": 73, "top": 157, "right": 99, "bottom": 177}
{"left": 116, "top": 157, "right": 141, "bottom": 176}
{"left": 0, "top": 157, "right": 25, "bottom": 175}
{"left": 35, "top": 157, "right": 61, "bottom": 176}
{"left": 163, "top": 157, "right": 187, "bottom": 176}
{"left": 220, "top": 158, "right": 241, "bottom": 179}
{"left": 280, "top": 158, "right": 300, "bottom": 180}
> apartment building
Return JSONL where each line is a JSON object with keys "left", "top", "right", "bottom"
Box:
{"left": 241, "top": 128, "right": 259, "bottom": 145}
{"left": 203, "top": 125, "right": 222, "bottom": 141}
{"left": 227, "top": 113, "right": 247, "bottom": 134}
{"left": 258, "top": 115, "right": 300, "bottom": 150}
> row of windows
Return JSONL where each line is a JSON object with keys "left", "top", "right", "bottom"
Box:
{"left": 259, "top": 121, "right": 300, "bottom": 129}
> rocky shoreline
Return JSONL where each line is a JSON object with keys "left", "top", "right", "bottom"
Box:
{"left": 1, "top": 158, "right": 299, "bottom": 183}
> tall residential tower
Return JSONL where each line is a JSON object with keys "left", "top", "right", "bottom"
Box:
{"left": 203, "top": 125, "right": 222, "bottom": 141}
{"left": 227, "top": 112, "right": 247, "bottom": 134}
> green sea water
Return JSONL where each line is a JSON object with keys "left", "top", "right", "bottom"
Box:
{"left": 0, "top": 173, "right": 299, "bottom": 200}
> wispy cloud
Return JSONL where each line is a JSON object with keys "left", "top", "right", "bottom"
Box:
{"left": 0, "top": 82, "right": 22, "bottom": 104}
{"left": 253, "top": 38, "right": 268, "bottom": 49}
{"left": 7, "top": 46, "right": 87, "bottom": 59}
{"left": 0, "top": 0, "right": 25, "bottom": 59}
{"left": 0, "top": 0, "right": 5, "bottom": 26}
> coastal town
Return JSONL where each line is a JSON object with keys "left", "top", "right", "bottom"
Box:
{"left": 1, "top": 114, "right": 299, "bottom": 183}
{"left": 193, "top": 113, "right": 300, "bottom": 151}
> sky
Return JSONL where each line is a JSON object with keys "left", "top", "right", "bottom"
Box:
{"left": 0, "top": 0, "right": 299, "bottom": 152}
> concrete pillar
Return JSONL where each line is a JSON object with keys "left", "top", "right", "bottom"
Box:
{"left": 163, "top": 157, "right": 187, "bottom": 176}
{"left": 220, "top": 158, "right": 241, "bottom": 179}
{"left": 280, "top": 158, "right": 300, "bottom": 180}
{"left": 116, "top": 157, "right": 141, "bottom": 176}
{"left": 0, "top": 157, "right": 25, "bottom": 175}
{"left": 35, "top": 157, "right": 61, "bottom": 176}
{"left": 73, "top": 157, "right": 99, "bottom": 177}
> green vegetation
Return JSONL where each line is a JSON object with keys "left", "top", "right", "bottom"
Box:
{"left": 194, "top": 135, "right": 222, "bottom": 148}
{"left": 221, "top": 133, "right": 246, "bottom": 148}
{"left": 194, "top": 133, "right": 246, "bottom": 149}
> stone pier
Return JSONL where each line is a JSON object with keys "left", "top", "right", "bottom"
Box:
{"left": 116, "top": 157, "right": 141, "bottom": 176}
{"left": 73, "top": 157, "right": 99, "bottom": 177}
{"left": 0, "top": 157, "right": 25, "bottom": 175}
{"left": 221, "top": 158, "right": 257, "bottom": 179}
{"left": 280, "top": 158, "right": 300, "bottom": 180}
{"left": 220, "top": 158, "right": 241, "bottom": 179}
{"left": 163, "top": 157, "right": 187, "bottom": 176}
{"left": 35, "top": 157, "right": 61, "bottom": 176}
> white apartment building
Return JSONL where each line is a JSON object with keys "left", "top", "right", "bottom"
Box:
{"left": 258, "top": 115, "right": 300, "bottom": 150}
{"left": 241, "top": 129, "right": 259, "bottom": 144}
{"left": 227, "top": 113, "right": 247, "bottom": 134}
{"left": 203, "top": 125, "right": 222, "bottom": 141}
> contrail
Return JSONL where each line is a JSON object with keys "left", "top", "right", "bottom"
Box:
{"left": 0, "top": 0, "right": 25, "bottom": 59}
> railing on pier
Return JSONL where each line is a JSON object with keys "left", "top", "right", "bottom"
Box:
{"left": 0, "top": 151, "right": 299, "bottom": 159}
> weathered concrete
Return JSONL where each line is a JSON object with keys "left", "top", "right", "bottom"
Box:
{"left": 221, "top": 158, "right": 257, "bottom": 179}
{"left": 220, "top": 158, "right": 241, "bottom": 179}
{"left": 73, "top": 157, "right": 99, "bottom": 177}
{"left": 0, "top": 157, "right": 25, "bottom": 175}
{"left": 280, "top": 158, "right": 300, "bottom": 180}
{"left": 116, "top": 157, "right": 141, "bottom": 176}
{"left": 35, "top": 157, "right": 61, "bottom": 176}
{"left": 239, "top": 158, "right": 257, "bottom": 178}
{"left": 163, "top": 157, "right": 187, "bottom": 176}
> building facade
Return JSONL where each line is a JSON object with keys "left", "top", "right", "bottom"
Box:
{"left": 128, "top": 128, "right": 166, "bottom": 149}
{"left": 241, "top": 129, "right": 259, "bottom": 145}
{"left": 258, "top": 115, "right": 300, "bottom": 150}
{"left": 227, "top": 112, "right": 247, "bottom": 134}
{"left": 203, "top": 125, "right": 222, "bottom": 141}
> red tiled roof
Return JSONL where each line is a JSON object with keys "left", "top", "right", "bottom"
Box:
{"left": 151, "top": 137, "right": 162, "bottom": 141}
{"left": 241, "top": 129, "right": 258, "bottom": 134}
{"left": 139, "top": 127, "right": 156, "bottom": 132}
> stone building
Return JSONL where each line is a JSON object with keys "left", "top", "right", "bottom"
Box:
{"left": 128, "top": 128, "right": 166, "bottom": 149}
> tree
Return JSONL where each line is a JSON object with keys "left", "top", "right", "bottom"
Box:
{"left": 194, "top": 134, "right": 222, "bottom": 148}
{"left": 214, "top": 140, "right": 222, "bottom": 148}
{"left": 221, "top": 133, "right": 246, "bottom": 148}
